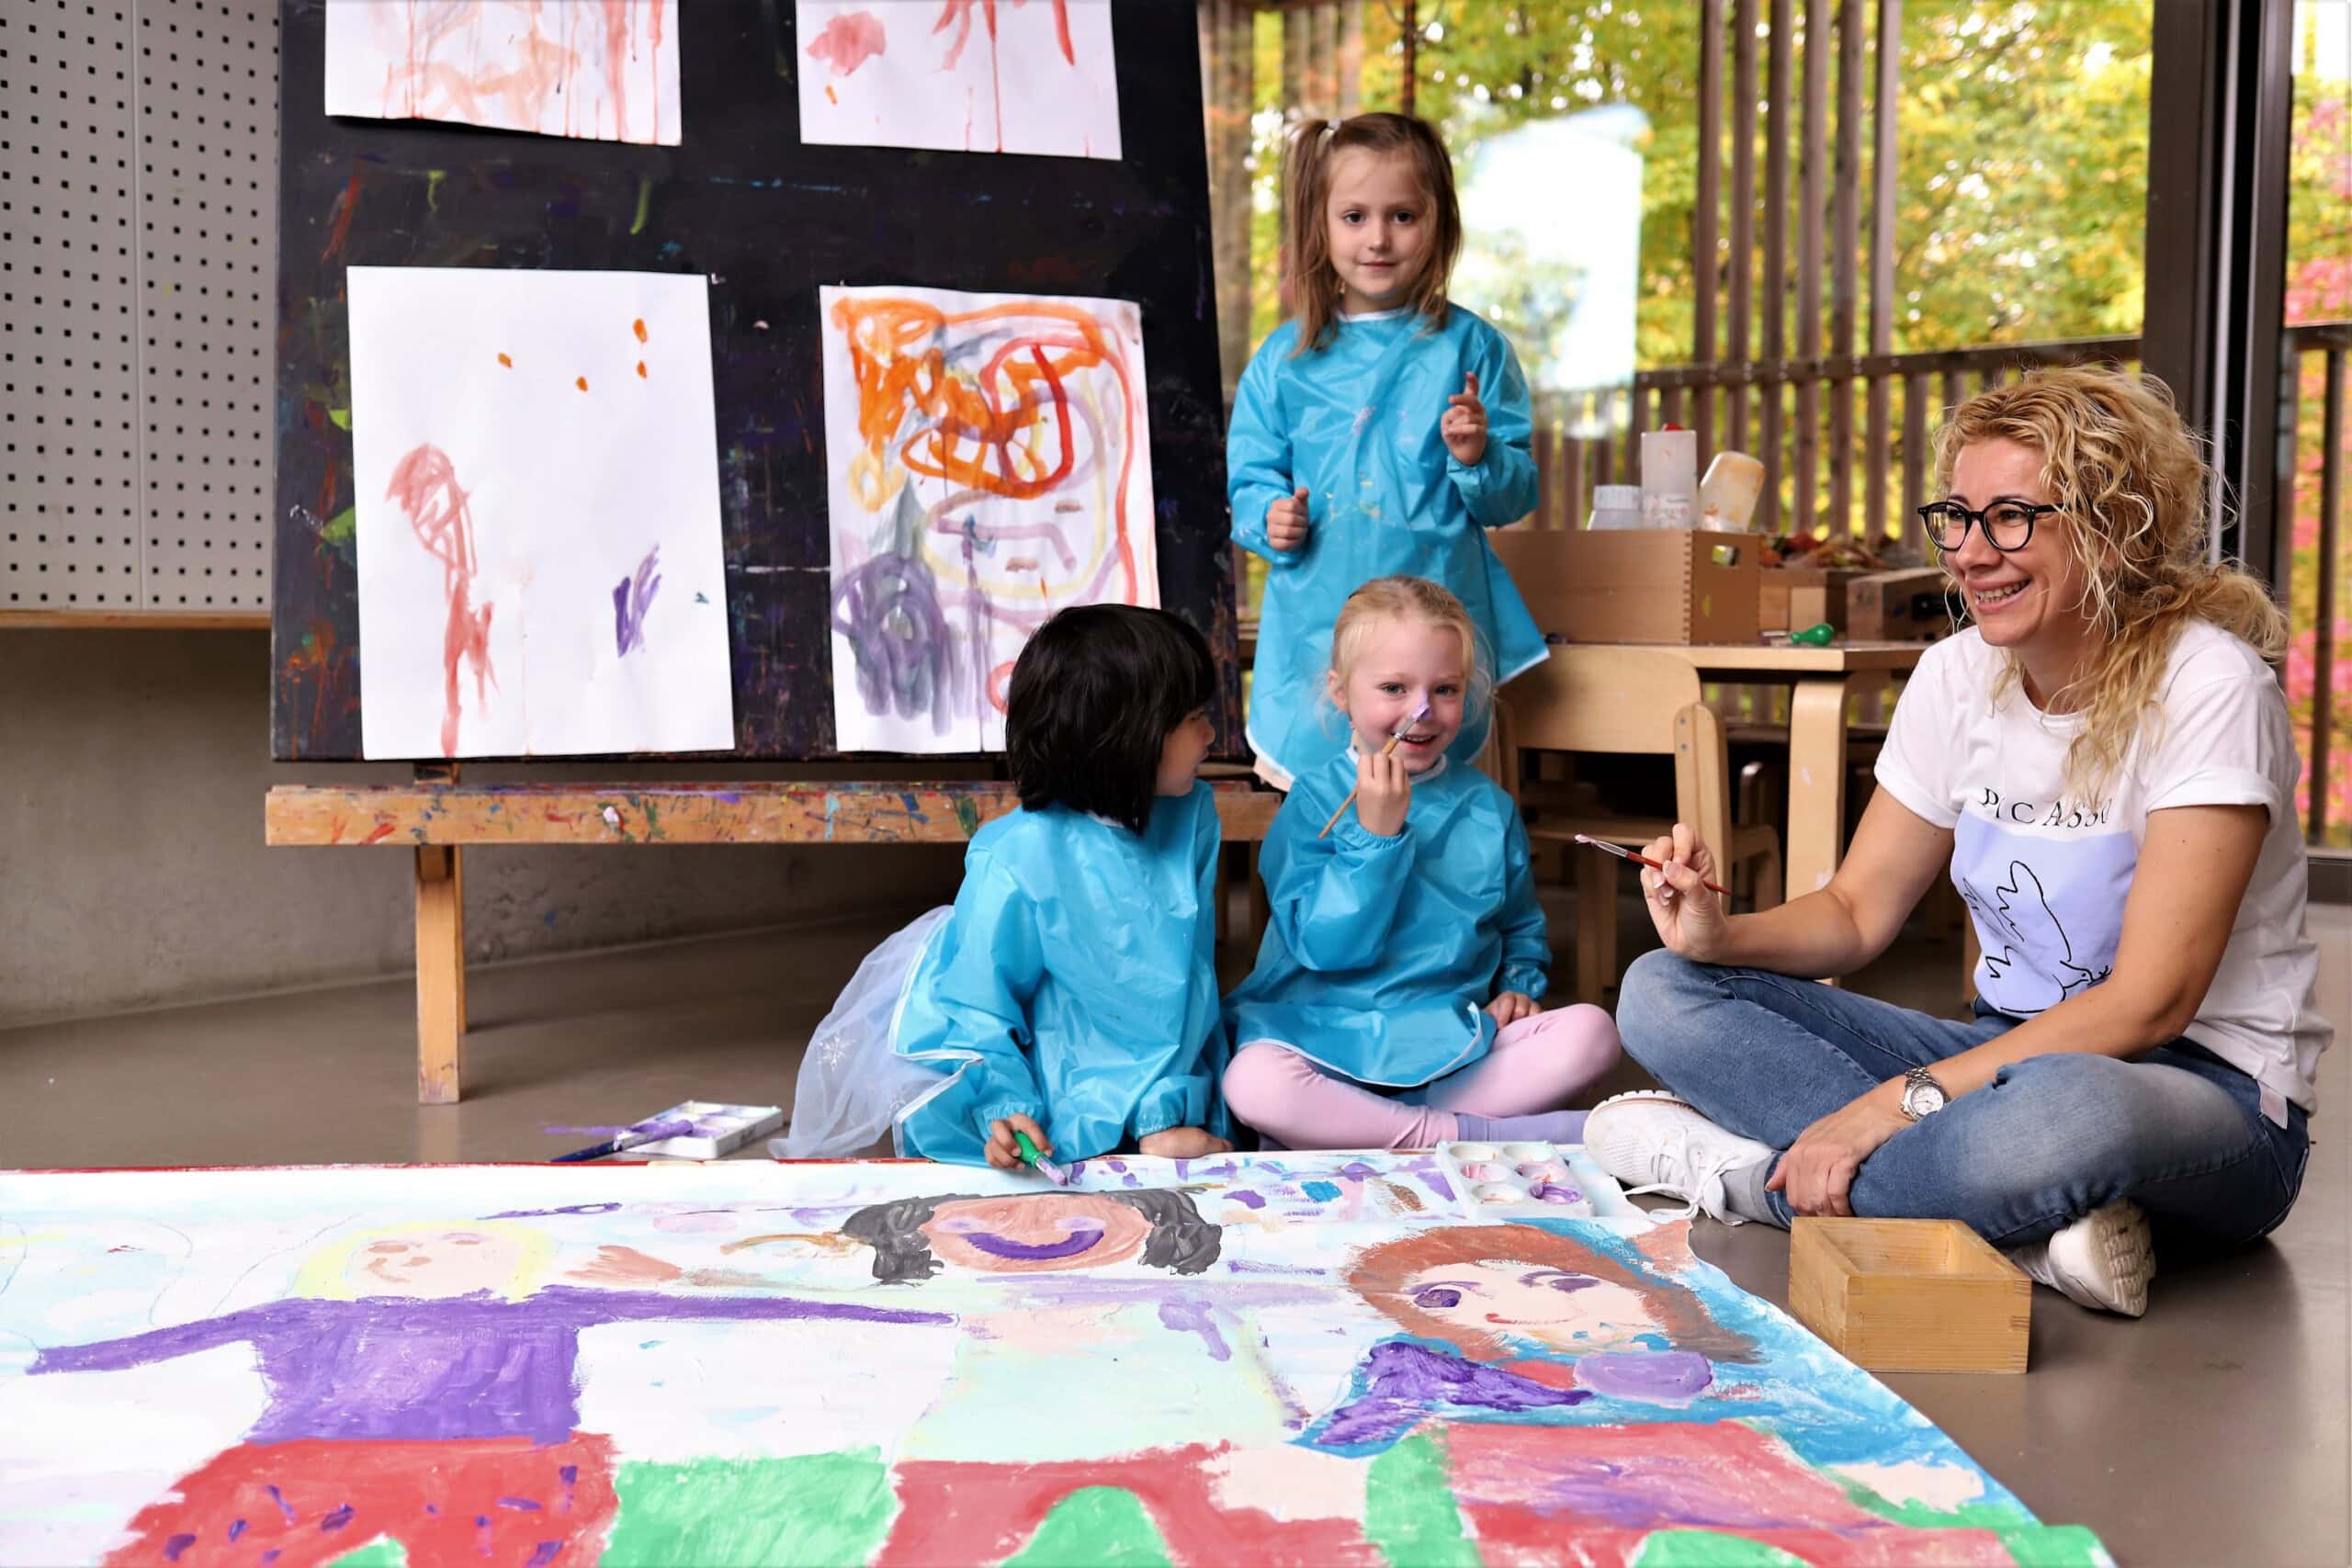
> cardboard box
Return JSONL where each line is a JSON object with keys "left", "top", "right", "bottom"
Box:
{"left": 1759, "top": 565, "right": 1867, "bottom": 634}
{"left": 1847, "top": 567, "right": 1961, "bottom": 642}
{"left": 1487, "top": 528, "right": 1760, "bottom": 646}
{"left": 1790, "top": 1217, "right": 2030, "bottom": 1374}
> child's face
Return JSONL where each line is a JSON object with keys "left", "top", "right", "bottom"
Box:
{"left": 1327, "top": 615, "right": 1466, "bottom": 773}
{"left": 1156, "top": 705, "right": 1216, "bottom": 795}
{"left": 1400, "top": 1259, "right": 1664, "bottom": 1354}
{"left": 1324, "top": 148, "right": 1431, "bottom": 313}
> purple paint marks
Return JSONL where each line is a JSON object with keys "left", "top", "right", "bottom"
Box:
{"left": 481, "top": 1202, "right": 623, "bottom": 1220}
{"left": 526, "top": 1541, "right": 563, "bottom": 1568}
{"left": 1173, "top": 1159, "right": 1190, "bottom": 1180}
{"left": 1423, "top": 1170, "right": 1457, "bottom": 1202}
{"left": 1315, "top": 1341, "right": 1591, "bottom": 1448}
{"left": 558, "top": 1465, "right": 579, "bottom": 1486}
{"left": 28, "top": 1288, "right": 951, "bottom": 1446}
{"left": 1225, "top": 1190, "right": 1266, "bottom": 1210}
{"left": 1533, "top": 1184, "right": 1585, "bottom": 1205}
{"left": 266, "top": 1486, "right": 296, "bottom": 1525}
{"left": 612, "top": 544, "right": 663, "bottom": 656}
{"left": 541, "top": 1125, "right": 631, "bottom": 1137}
{"left": 319, "top": 1505, "right": 354, "bottom": 1532}
{"left": 1337, "top": 1161, "right": 1382, "bottom": 1182}
{"left": 262, "top": 1551, "right": 281, "bottom": 1566}
{"left": 1157, "top": 1297, "right": 1231, "bottom": 1361}
{"left": 1575, "top": 1349, "right": 1714, "bottom": 1404}
{"left": 228, "top": 1520, "right": 248, "bottom": 1543}
{"left": 164, "top": 1533, "right": 198, "bottom": 1562}
{"left": 960, "top": 1226, "right": 1104, "bottom": 1261}
{"left": 498, "top": 1495, "right": 544, "bottom": 1511}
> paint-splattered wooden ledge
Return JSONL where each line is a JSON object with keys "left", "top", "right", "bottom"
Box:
{"left": 266, "top": 779, "right": 1283, "bottom": 1105}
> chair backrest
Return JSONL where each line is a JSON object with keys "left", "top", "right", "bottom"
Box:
{"left": 1496, "top": 649, "right": 1736, "bottom": 870}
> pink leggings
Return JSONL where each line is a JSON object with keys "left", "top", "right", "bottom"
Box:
{"left": 1223, "top": 1005, "right": 1623, "bottom": 1151}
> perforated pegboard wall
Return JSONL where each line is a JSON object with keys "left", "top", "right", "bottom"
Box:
{"left": 1, "top": 0, "right": 277, "bottom": 613}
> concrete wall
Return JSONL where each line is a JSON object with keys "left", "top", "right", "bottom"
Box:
{"left": 0, "top": 630, "right": 967, "bottom": 1028}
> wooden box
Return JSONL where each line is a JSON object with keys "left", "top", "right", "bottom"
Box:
{"left": 1758, "top": 566, "right": 1867, "bottom": 634}
{"left": 1789, "top": 1217, "right": 2030, "bottom": 1374}
{"left": 1487, "top": 528, "right": 1760, "bottom": 646}
{"left": 1846, "top": 568, "right": 1960, "bottom": 642}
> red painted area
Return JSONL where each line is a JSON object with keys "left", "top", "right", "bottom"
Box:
{"left": 632, "top": 318, "right": 649, "bottom": 344}
{"left": 807, "top": 8, "right": 888, "bottom": 76}
{"left": 100, "top": 1433, "right": 618, "bottom": 1568}
{"left": 320, "top": 173, "right": 363, "bottom": 264}
{"left": 877, "top": 1443, "right": 1380, "bottom": 1568}
{"left": 385, "top": 445, "right": 497, "bottom": 758}
{"left": 360, "top": 822, "right": 397, "bottom": 846}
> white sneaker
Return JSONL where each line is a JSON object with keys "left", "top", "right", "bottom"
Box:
{"left": 2007, "top": 1201, "right": 2154, "bottom": 1317}
{"left": 1583, "top": 1090, "right": 1777, "bottom": 1226}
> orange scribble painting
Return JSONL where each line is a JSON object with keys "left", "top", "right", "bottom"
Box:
{"left": 820, "top": 284, "right": 1157, "bottom": 753}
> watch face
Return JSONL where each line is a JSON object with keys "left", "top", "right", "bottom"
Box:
{"left": 1905, "top": 1079, "right": 1945, "bottom": 1118}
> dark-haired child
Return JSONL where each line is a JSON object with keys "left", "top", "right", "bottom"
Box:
{"left": 780, "top": 604, "right": 1233, "bottom": 1169}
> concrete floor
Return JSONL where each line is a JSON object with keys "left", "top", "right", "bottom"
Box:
{"left": 3, "top": 897, "right": 2346, "bottom": 1566}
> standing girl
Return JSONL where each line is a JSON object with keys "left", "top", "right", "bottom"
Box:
{"left": 1229, "top": 112, "right": 1549, "bottom": 789}
{"left": 780, "top": 604, "right": 1232, "bottom": 1168}
{"left": 1221, "top": 578, "right": 1619, "bottom": 1151}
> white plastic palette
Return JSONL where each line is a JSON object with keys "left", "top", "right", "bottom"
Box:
{"left": 1436, "top": 1139, "right": 1600, "bottom": 1219}
{"left": 626, "top": 1101, "right": 784, "bottom": 1161}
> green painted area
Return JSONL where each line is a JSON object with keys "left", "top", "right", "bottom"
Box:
{"left": 1838, "top": 1481, "right": 2031, "bottom": 1531}
{"left": 324, "top": 1537, "right": 409, "bottom": 1568}
{"left": 952, "top": 795, "right": 982, "bottom": 839}
{"left": 1993, "top": 1525, "right": 2115, "bottom": 1568}
{"left": 321, "top": 507, "right": 356, "bottom": 547}
{"left": 1365, "top": 1433, "right": 1479, "bottom": 1568}
{"left": 424, "top": 169, "right": 446, "bottom": 212}
{"left": 630, "top": 176, "right": 655, "bottom": 235}
{"left": 327, "top": 408, "right": 352, "bottom": 430}
{"left": 1629, "top": 1531, "right": 1810, "bottom": 1566}
{"left": 605, "top": 1451, "right": 897, "bottom": 1567}
{"left": 1001, "top": 1487, "right": 1172, "bottom": 1568}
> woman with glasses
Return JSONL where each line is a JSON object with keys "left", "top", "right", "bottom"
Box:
{"left": 1579, "top": 366, "right": 2325, "bottom": 1318}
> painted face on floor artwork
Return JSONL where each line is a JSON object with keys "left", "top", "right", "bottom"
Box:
{"left": 341, "top": 1227, "right": 526, "bottom": 1299}
{"left": 918, "top": 1194, "right": 1155, "bottom": 1274}
{"left": 1397, "top": 1259, "right": 1665, "bottom": 1354}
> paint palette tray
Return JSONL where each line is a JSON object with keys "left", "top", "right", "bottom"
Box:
{"left": 1436, "top": 1140, "right": 1600, "bottom": 1220}
{"left": 627, "top": 1101, "right": 784, "bottom": 1161}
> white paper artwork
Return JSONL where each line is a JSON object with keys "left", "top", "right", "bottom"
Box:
{"left": 797, "top": 0, "right": 1123, "bottom": 160}
{"left": 323, "top": 0, "right": 683, "bottom": 146}
{"left": 346, "top": 266, "right": 734, "bottom": 760}
{"left": 820, "top": 284, "right": 1159, "bottom": 754}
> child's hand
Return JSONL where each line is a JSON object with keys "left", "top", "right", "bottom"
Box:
{"left": 1442, "top": 372, "right": 1488, "bottom": 465}
{"left": 1354, "top": 748, "right": 1410, "bottom": 837}
{"left": 1266, "top": 486, "right": 1312, "bottom": 553}
{"left": 1138, "top": 1126, "right": 1233, "bottom": 1159}
{"left": 984, "top": 1112, "right": 1052, "bottom": 1171}
{"left": 1485, "top": 991, "right": 1540, "bottom": 1027}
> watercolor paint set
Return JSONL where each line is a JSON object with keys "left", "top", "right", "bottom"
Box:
{"left": 622, "top": 1101, "right": 784, "bottom": 1161}
{"left": 1435, "top": 1139, "right": 1600, "bottom": 1219}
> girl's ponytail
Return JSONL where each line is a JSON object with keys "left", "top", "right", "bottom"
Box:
{"left": 1282, "top": 118, "right": 1340, "bottom": 354}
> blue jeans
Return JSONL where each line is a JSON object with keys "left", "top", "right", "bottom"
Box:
{"left": 1615, "top": 950, "right": 2312, "bottom": 1251}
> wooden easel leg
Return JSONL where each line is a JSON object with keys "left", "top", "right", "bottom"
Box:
{"left": 415, "top": 844, "right": 466, "bottom": 1104}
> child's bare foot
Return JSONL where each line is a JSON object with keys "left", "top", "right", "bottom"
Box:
{"left": 1138, "top": 1126, "right": 1232, "bottom": 1159}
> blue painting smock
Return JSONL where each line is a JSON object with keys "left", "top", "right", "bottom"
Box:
{"left": 1228, "top": 305, "right": 1549, "bottom": 787}
{"left": 1224, "top": 752, "right": 1550, "bottom": 1088}
{"left": 894, "top": 782, "right": 1230, "bottom": 1164}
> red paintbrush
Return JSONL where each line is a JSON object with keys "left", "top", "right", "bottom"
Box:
{"left": 1572, "top": 833, "right": 1733, "bottom": 897}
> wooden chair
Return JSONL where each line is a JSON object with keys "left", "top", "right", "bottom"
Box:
{"left": 1496, "top": 649, "right": 1783, "bottom": 1004}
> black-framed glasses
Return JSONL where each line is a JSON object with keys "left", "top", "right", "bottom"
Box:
{"left": 1916, "top": 501, "right": 2060, "bottom": 553}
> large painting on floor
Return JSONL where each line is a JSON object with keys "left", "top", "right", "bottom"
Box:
{"left": 0, "top": 1157, "right": 2111, "bottom": 1565}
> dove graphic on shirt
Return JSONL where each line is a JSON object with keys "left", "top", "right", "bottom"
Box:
{"left": 1958, "top": 859, "right": 2110, "bottom": 1015}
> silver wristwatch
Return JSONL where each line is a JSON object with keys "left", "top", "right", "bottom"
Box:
{"left": 1899, "top": 1066, "right": 1949, "bottom": 1122}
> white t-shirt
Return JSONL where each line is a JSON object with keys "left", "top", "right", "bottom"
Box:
{"left": 1874, "top": 621, "right": 2330, "bottom": 1117}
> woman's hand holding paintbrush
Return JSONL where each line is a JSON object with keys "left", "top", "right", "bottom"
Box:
{"left": 1320, "top": 703, "right": 1429, "bottom": 839}
{"left": 1620, "top": 825, "right": 1736, "bottom": 963}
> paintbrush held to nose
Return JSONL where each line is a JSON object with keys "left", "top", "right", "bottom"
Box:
{"left": 1572, "top": 833, "right": 1733, "bottom": 897}
{"left": 1319, "top": 703, "right": 1431, "bottom": 840}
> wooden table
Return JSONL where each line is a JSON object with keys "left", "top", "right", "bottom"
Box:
{"left": 1532, "top": 641, "right": 1931, "bottom": 899}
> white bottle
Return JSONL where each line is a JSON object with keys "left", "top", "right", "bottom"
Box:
{"left": 1588, "top": 484, "right": 1644, "bottom": 530}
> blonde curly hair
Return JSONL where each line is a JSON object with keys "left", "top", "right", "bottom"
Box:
{"left": 1327, "top": 575, "right": 1494, "bottom": 724}
{"left": 1932, "top": 367, "right": 2287, "bottom": 801}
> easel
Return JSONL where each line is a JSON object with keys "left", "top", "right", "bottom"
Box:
{"left": 266, "top": 770, "right": 1281, "bottom": 1103}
